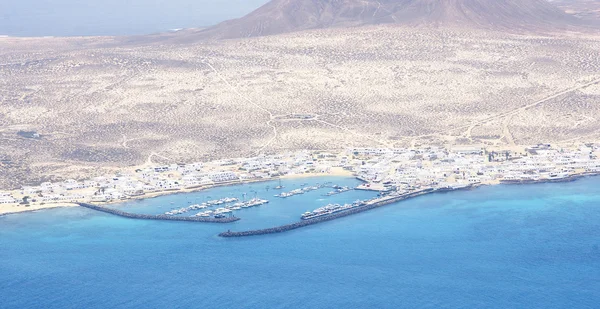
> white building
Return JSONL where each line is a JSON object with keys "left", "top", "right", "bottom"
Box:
{"left": 0, "top": 195, "right": 17, "bottom": 204}
{"left": 208, "top": 171, "right": 239, "bottom": 183}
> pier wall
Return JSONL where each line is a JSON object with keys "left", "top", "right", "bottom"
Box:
{"left": 500, "top": 174, "right": 584, "bottom": 185}
{"left": 77, "top": 203, "right": 239, "bottom": 223}
{"left": 218, "top": 188, "right": 439, "bottom": 237}
{"left": 221, "top": 173, "right": 600, "bottom": 237}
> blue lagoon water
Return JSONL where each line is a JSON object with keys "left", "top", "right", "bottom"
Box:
{"left": 1, "top": 176, "right": 600, "bottom": 308}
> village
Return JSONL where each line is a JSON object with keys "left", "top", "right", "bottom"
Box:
{"left": 1, "top": 143, "right": 600, "bottom": 215}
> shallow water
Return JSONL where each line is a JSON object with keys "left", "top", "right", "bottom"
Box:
{"left": 1, "top": 176, "right": 599, "bottom": 308}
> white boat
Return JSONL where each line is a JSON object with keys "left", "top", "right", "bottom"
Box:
{"left": 274, "top": 179, "right": 284, "bottom": 190}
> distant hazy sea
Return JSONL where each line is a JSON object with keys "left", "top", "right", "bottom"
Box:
{"left": 1, "top": 0, "right": 269, "bottom": 37}
{"left": 1, "top": 176, "right": 600, "bottom": 308}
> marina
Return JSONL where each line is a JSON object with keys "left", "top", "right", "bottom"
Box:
{"left": 5, "top": 168, "right": 600, "bottom": 309}
{"left": 36, "top": 172, "right": 600, "bottom": 233}
{"left": 219, "top": 185, "right": 470, "bottom": 237}
{"left": 86, "top": 176, "right": 377, "bottom": 231}
{"left": 161, "top": 196, "right": 270, "bottom": 218}
{"left": 301, "top": 200, "right": 366, "bottom": 220}
{"left": 323, "top": 185, "right": 352, "bottom": 196}
{"left": 274, "top": 183, "right": 334, "bottom": 198}
{"left": 4, "top": 1, "right": 600, "bottom": 306}
{"left": 74, "top": 172, "right": 597, "bottom": 235}
{"left": 4, "top": 143, "right": 600, "bottom": 218}
{"left": 77, "top": 202, "right": 239, "bottom": 223}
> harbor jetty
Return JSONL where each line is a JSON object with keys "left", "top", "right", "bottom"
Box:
{"left": 500, "top": 174, "right": 584, "bottom": 185}
{"left": 77, "top": 203, "right": 239, "bottom": 223}
{"left": 219, "top": 186, "right": 465, "bottom": 237}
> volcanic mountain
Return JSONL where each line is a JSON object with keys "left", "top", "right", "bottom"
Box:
{"left": 194, "top": 0, "right": 585, "bottom": 39}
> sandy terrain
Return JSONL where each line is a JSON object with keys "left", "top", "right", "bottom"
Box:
{"left": 0, "top": 203, "right": 79, "bottom": 217}
{"left": 1, "top": 26, "right": 599, "bottom": 189}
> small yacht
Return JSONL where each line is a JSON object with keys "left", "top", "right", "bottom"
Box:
{"left": 274, "top": 179, "right": 285, "bottom": 190}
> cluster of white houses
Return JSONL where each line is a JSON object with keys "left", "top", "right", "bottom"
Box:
{"left": 352, "top": 144, "right": 600, "bottom": 190}
{"left": 2, "top": 143, "right": 599, "bottom": 205}
{"left": 0, "top": 192, "right": 18, "bottom": 204}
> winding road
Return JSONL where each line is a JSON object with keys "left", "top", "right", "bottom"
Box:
{"left": 201, "top": 59, "right": 393, "bottom": 152}
{"left": 457, "top": 77, "right": 600, "bottom": 143}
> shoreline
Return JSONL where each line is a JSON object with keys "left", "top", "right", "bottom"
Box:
{"left": 101, "top": 177, "right": 277, "bottom": 207}
{"left": 218, "top": 173, "right": 600, "bottom": 237}
{"left": 0, "top": 178, "right": 275, "bottom": 217}
{"left": 0, "top": 203, "right": 78, "bottom": 217}
{"left": 0, "top": 171, "right": 351, "bottom": 216}
{"left": 0, "top": 205, "right": 76, "bottom": 218}
{"left": 2, "top": 172, "right": 598, "bottom": 220}
{"left": 218, "top": 186, "right": 472, "bottom": 237}
{"left": 77, "top": 203, "right": 240, "bottom": 223}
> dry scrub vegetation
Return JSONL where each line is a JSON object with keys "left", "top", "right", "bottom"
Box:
{"left": 1, "top": 26, "right": 599, "bottom": 188}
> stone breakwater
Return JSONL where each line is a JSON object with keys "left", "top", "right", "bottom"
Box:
{"left": 218, "top": 174, "right": 600, "bottom": 237}
{"left": 77, "top": 203, "right": 239, "bottom": 223}
{"left": 500, "top": 174, "right": 584, "bottom": 185}
{"left": 218, "top": 187, "right": 447, "bottom": 238}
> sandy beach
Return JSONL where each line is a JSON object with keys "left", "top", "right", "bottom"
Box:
{"left": 0, "top": 171, "right": 353, "bottom": 216}
{"left": 0, "top": 203, "right": 79, "bottom": 217}
{"left": 2, "top": 168, "right": 593, "bottom": 217}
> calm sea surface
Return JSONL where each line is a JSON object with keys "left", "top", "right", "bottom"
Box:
{"left": 1, "top": 0, "right": 269, "bottom": 37}
{"left": 1, "top": 176, "right": 599, "bottom": 308}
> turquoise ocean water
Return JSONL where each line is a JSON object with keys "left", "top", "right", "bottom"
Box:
{"left": 1, "top": 176, "right": 599, "bottom": 308}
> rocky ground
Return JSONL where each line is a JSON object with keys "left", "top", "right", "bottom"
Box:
{"left": 1, "top": 26, "right": 599, "bottom": 189}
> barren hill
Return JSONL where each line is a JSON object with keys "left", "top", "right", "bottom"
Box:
{"left": 2, "top": 26, "right": 600, "bottom": 188}
{"left": 194, "top": 0, "right": 584, "bottom": 39}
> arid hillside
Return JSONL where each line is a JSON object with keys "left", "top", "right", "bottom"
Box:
{"left": 1, "top": 26, "right": 600, "bottom": 189}
{"left": 190, "top": 0, "right": 586, "bottom": 39}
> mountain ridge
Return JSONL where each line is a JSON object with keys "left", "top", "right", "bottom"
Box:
{"left": 191, "top": 0, "right": 586, "bottom": 40}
